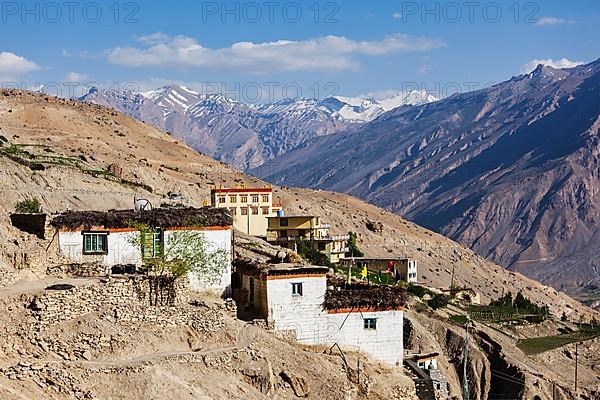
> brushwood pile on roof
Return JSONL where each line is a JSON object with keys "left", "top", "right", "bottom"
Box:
{"left": 325, "top": 279, "right": 407, "bottom": 310}
{"left": 51, "top": 207, "right": 233, "bottom": 229}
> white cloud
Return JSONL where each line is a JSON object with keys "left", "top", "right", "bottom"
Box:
{"left": 417, "top": 64, "right": 431, "bottom": 75}
{"left": 0, "top": 52, "right": 40, "bottom": 80}
{"left": 520, "top": 58, "right": 584, "bottom": 73}
{"left": 392, "top": 13, "right": 402, "bottom": 19}
{"left": 535, "top": 16, "right": 575, "bottom": 26}
{"left": 64, "top": 72, "right": 89, "bottom": 82}
{"left": 106, "top": 33, "right": 444, "bottom": 73}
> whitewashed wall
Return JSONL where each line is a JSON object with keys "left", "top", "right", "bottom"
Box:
{"left": 261, "top": 274, "right": 404, "bottom": 366}
{"left": 266, "top": 276, "right": 328, "bottom": 342}
{"left": 57, "top": 231, "right": 141, "bottom": 265}
{"left": 325, "top": 310, "right": 404, "bottom": 366}
{"left": 170, "top": 228, "right": 233, "bottom": 293}
{"left": 58, "top": 227, "right": 233, "bottom": 293}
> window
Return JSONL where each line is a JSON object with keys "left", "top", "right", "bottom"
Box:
{"left": 240, "top": 207, "right": 248, "bottom": 215}
{"left": 82, "top": 232, "right": 108, "bottom": 254}
{"left": 229, "top": 195, "right": 237, "bottom": 203}
{"left": 261, "top": 194, "right": 269, "bottom": 203}
{"left": 218, "top": 196, "right": 226, "bottom": 204}
{"left": 363, "top": 318, "right": 377, "bottom": 330}
{"left": 251, "top": 207, "right": 259, "bottom": 215}
{"left": 280, "top": 218, "right": 288, "bottom": 227}
{"left": 240, "top": 195, "right": 248, "bottom": 203}
{"left": 142, "top": 228, "right": 163, "bottom": 259}
{"left": 251, "top": 194, "right": 259, "bottom": 203}
{"left": 261, "top": 206, "right": 270, "bottom": 215}
{"left": 291, "top": 282, "right": 303, "bottom": 296}
{"left": 229, "top": 207, "right": 237, "bottom": 215}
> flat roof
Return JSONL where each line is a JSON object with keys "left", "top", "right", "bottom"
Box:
{"left": 266, "top": 215, "right": 318, "bottom": 219}
{"left": 212, "top": 188, "right": 273, "bottom": 193}
{"left": 235, "top": 258, "right": 329, "bottom": 277}
{"left": 339, "top": 257, "right": 415, "bottom": 261}
{"left": 324, "top": 277, "right": 407, "bottom": 311}
{"left": 52, "top": 207, "right": 233, "bottom": 230}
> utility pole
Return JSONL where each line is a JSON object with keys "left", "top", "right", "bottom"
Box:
{"left": 463, "top": 319, "right": 470, "bottom": 400}
{"left": 246, "top": 204, "right": 251, "bottom": 235}
{"left": 575, "top": 342, "right": 578, "bottom": 397}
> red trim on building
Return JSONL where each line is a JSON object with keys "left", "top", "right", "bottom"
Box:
{"left": 212, "top": 188, "right": 273, "bottom": 194}
{"left": 326, "top": 306, "right": 404, "bottom": 314}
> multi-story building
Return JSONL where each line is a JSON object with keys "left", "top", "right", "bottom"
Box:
{"left": 266, "top": 215, "right": 349, "bottom": 263}
{"left": 210, "top": 187, "right": 282, "bottom": 237}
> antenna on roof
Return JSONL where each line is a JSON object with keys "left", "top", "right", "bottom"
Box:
{"left": 134, "top": 196, "right": 153, "bottom": 212}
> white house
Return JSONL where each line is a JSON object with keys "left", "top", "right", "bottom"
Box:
{"left": 234, "top": 260, "right": 406, "bottom": 366}
{"left": 50, "top": 208, "right": 233, "bottom": 294}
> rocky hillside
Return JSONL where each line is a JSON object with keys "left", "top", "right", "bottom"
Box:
{"left": 80, "top": 85, "right": 436, "bottom": 170}
{"left": 0, "top": 88, "right": 594, "bottom": 318}
{"left": 254, "top": 58, "right": 600, "bottom": 308}
{"left": 0, "top": 89, "right": 598, "bottom": 399}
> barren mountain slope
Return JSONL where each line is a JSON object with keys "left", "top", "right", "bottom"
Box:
{"left": 254, "top": 59, "right": 600, "bottom": 307}
{"left": 0, "top": 88, "right": 594, "bottom": 322}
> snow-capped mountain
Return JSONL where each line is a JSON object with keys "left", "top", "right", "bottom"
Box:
{"left": 79, "top": 85, "right": 437, "bottom": 170}
{"left": 323, "top": 90, "right": 438, "bottom": 122}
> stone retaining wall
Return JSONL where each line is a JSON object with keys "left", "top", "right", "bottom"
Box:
{"left": 31, "top": 276, "right": 192, "bottom": 326}
{"left": 46, "top": 262, "right": 110, "bottom": 277}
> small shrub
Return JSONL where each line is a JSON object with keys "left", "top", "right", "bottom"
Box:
{"left": 29, "top": 163, "right": 46, "bottom": 171}
{"left": 429, "top": 294, "right": 449, "bottom": 310}
{"left": 15, "top": 198, "right": 42, "bottom": 214}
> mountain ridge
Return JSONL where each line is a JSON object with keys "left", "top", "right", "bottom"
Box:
{"left": 79, "top": 85, "right": 437, "bottom": 170}
{"left": 252, "top": 59, "right": 600, "bottom": 308}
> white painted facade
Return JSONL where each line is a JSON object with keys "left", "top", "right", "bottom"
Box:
{"left": 57, "top": 227, "right": 233, "bottom": 293}
{"left": 239, "top": 272, "right": 404, "bottom": 366}
{"left": 57, "top": 230, "right": 141, "bottom": 265}
{"left": 266, "top": 276, "right": 328, "bottom": 342}
{"left": 325, "top": 310, "right": 404, "bottom": 366}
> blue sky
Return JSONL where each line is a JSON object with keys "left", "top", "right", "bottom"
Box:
{"left": 1, "top": 0, "right": 598, "bottom": 102}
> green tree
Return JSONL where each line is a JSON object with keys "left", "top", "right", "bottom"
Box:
{"left": 347, "top": 232, "right": 364, "bottom": 257}
{"left": 129, "top": 223, "right": 229, "bottom": 305}
{"left": 15, "top": 197, "right": 42, "bottom": 213}
{"left": 296, "top": 239, "right": 332, "bottom": 267}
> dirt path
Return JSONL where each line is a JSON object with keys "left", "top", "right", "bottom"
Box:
{"left": 0, "top": 277, "right": 99, "bottom": 298}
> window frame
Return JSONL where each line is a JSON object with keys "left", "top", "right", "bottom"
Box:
{"left": 82, "top": 231, "right": 109, "bottom": 255}
{"left": 261, "top": 194, "right": 270, "bottom": 203}
{"left": 240, "top": 207, "right": 248, "bottom": 216}
{"left": 240, "top": 195, "right": 248, "bottom": 203}
{"left": 291, "top": 282, "right": 303, "bottom": 296}
{"left": 229, "top": 195, "right": 237, "bottom": 203}
{"left": 363, "top": 318, "right": 377, "bottom": 330}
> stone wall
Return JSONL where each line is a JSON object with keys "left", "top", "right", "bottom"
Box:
{"left": 31, "top": 276, "right": 194, "bottom": 327}
{"left": 46, "top": 262, "right": 110, "bottom": 277}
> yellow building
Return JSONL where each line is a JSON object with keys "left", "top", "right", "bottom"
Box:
{"left": 266, "top": 215, "right": 349, "bottom": 263}
{"left": 211, "top": 187, "right": 282, "bottom": 237}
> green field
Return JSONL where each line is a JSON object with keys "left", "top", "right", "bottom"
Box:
{"left": 517, "top": 328, "right": 600, "bottom": 355}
